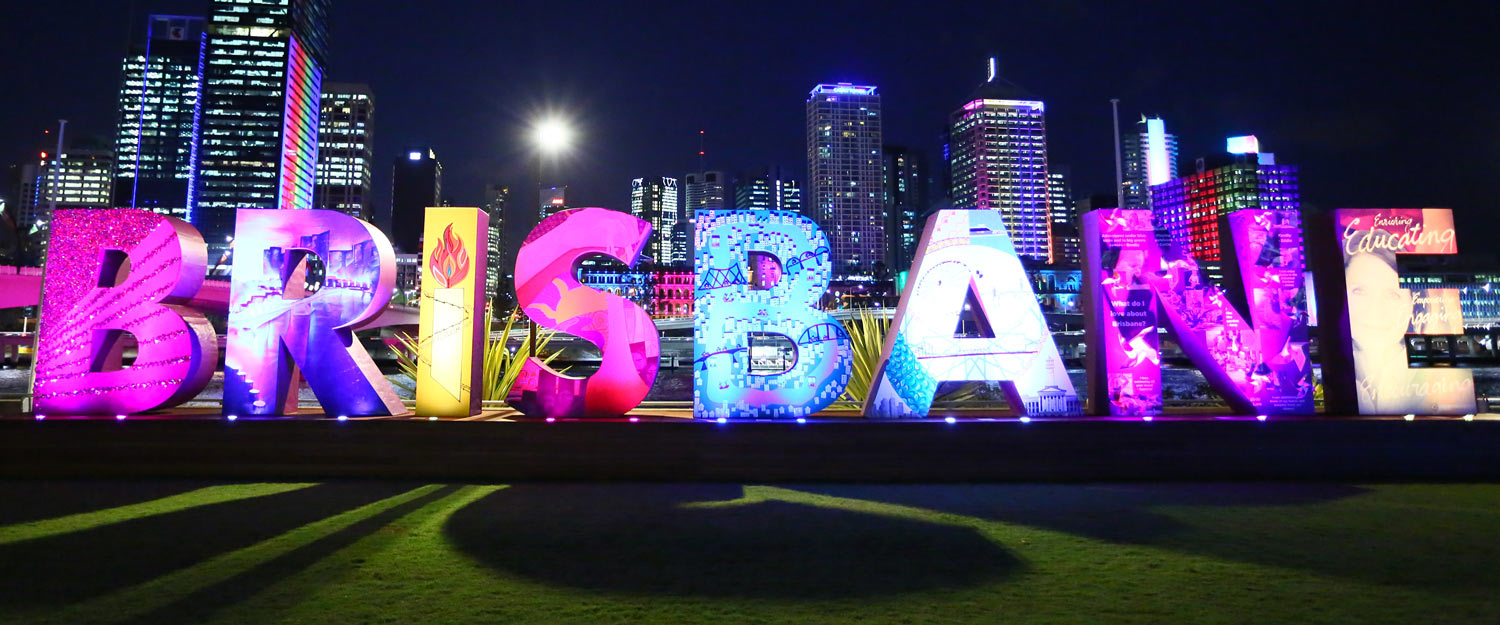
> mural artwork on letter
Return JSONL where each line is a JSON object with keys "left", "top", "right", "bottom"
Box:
{"left": 694, "top": 210, "right": 852, "bottom": 419}
{"left": 34, "top": 209, "right": 217, "bottom": 414}
{"left": 507, "top": 208, "right": 659, "bottom": 417}
{"left": 864, "top": 209, "right": 1079, "bottom": 418}
{"left": 1328, "top": 208, "right": 1474, "bottom": 415}
{"left": 1082, "top": 208, "right": 1313, "bottom": 416}
{"left": 223, "top": 209, "right": 406, "bottom": 417}
{"left": 415, "top": 208, "right": 488, "bottom": 416}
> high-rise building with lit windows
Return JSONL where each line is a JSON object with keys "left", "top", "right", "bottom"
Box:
{"left": 807, "top": 83, "right": 883, "bottom": 278}
{"left": 1149, "top": 147, "right": 1299, "bottom": 262}
{"left": 112, "top": 15, "right": 206, "bottom": 221}
{"left": 948, "top": 80, "right": 1055, "bottom": 254}
{"left": 1047, "top": 168, "right": 1079, "bottom": 265}
{"left": 682, "top": 170, "right": 724, "bottom": 265}
{"left": 1122, "top": 116, "right": 1179, "bottom": 211}
{"left": 314, "top": 83, "right": 374, "bottom": 221}
{"left": 198, "top": 0, "right": 330, "bottom": 258}
{"left": 390, "top": 147, "right": 441, "bottom": 254}
{"left": 734, "top": 166, "right": 801, "bottom": 213}
{"left": 882, "top": 146, "right": 923, "bottom": 272}
{"left": 683, "top": 171, "right": 726, "bottom": 218}
{"left": 949, "top": 60, "right": 1052, "bottom": 262}
{"left": 630, "top": 176, "right": 681, "bottom": 266}
{"left": 482, "top": 183, "right": 507, "bottom": 298}
{"left": 19, "top": 149, "right": 114, "bottom": 231}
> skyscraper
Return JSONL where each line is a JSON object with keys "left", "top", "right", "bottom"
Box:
{"left": 1121, "top": 116, "right": 1179, "bottom": 211}
{"left": 538, "top": 185, "right": 567, "bottom": 220}
{"left": 949, "top": 59, "right": 1052, "bottom": 262}
{"left": 882, "top": 146, "right": 924, "bottom": 272}
{"left": 112, "top": 15, "right": 206, "bottom": 221}
{"left": 807, "top": 83, "right": 883, "bottom": 279}
{"left": 629, "top": 176, "right": 680, "bottom": 266}
{"left": 390, "top": 147, "right": 441, "bottom": 254}
{"left": 482, "top": 183, "right": 508, "bottom": 299}
{"left": 682, "top": 171, "right": 724, "bottom": 264}
{"left": 314, "top": 83, "right": 374, "bottom": 221}
{"left": 733, "top": 166, "right": 801, "bottom": 213}
{"left": 197, "top": 0, "right": 330, "bottom": 257}
{"left": 1149, "top": 146, "right": 1299, "bottom": 262}
{"left": 1047, "top": 168, "right": 1080, "bottom": 265}
{"left": 19, "top": 148, "right": 114, "bottom": 231}
{"left": 683, "top": 170, "right": 726, "bottom": 219}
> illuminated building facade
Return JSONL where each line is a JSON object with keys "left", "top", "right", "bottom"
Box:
{"left": 19, "top": 149, "right": 114, "bottom": 231}
{"left": 734, "top": 166, "right": 801, "bottom": 213}
{"left": 1148, "top": 150, "right": 1299, "bottom": 262}
{"left": 948, "top": 62, "right": 1052, "bottom": 262}
{"left": 112, "top": 15, "right": 206, "bottom": 221}
{"left": 806, "top": 83, "right": 883, "bottom": 279}
{"left": 629, "top": 176, "right": 681, "bottom": 265}
{"left": 390, "top": 147, "right": 441, "bottom": 253}
{"left": 652, "top": 269, "right": 695, "bottom": 318}
{"left": 1121, "top": 116, "right": 1179, "bottom": 211}
{"left": 198, "top": 0, "right": 330, "bottom": 259}
{"left": 882, "top": 145, "right": 923, "bottom": 271}
{"left": 314, "top": 83, "right": 374, "bottom": 221}
{"left": 576, "top": 267, "right": 651, "bottom": 308}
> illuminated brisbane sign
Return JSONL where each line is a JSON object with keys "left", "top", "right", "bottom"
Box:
{"left": 29, "top": 205, "right": 1473, "bottom": 419}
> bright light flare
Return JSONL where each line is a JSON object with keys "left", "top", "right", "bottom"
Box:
{"left": 532, "top": 118, "right": 572, "bottom": 154}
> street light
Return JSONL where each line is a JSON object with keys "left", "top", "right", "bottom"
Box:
{"left": 527, "top": 117, "right": 573, "bottom": 358}
{"left": 531, "top": 118, "right": 572, "bottom": 155}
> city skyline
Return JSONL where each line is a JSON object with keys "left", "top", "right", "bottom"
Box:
{"left": 0, "top": 1, "right": 1495, "bottom": 252}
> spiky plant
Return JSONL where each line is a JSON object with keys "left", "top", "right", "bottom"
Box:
{"left": 391, "top": 305, "right": 563, "bottom": 401}
{"left": 834, "top": 308, "right": 890, "bottom": 409}
{"left": 834, "top": 308, "right": 983, "bottom": 411}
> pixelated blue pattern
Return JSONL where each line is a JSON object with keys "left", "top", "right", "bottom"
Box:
{"left": 693, "top": 210, "right": 853, "bottom": 419}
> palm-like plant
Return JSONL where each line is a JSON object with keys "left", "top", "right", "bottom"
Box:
{"left": 834, "top": 308, "right": 890, "bottom": 409}
{"left": 391, "top": 305, "right": 563, "bottom": 401}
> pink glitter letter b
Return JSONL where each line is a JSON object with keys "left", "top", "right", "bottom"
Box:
{"left": 34, "top": 209, "right": 217, "bottom": 414}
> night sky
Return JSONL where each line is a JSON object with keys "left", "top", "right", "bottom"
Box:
{"left": 3, "top": 1, "right": 1497, "bottom": 239}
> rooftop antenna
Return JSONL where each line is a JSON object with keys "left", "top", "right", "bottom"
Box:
{"left": 697, "top": 129, "right": 706, "bottom": 173}
{"left": 987, "top": 56, "right": 997, "bottom": 82}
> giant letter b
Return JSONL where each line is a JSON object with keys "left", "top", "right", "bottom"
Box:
{"left": 34, "top": 209, "right": 217, "bottom": 414}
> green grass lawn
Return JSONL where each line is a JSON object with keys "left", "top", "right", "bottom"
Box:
{"left": 0, "top": 481, "right": 1495, "bottom": 624}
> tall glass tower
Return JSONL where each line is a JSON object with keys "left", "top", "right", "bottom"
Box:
{"left": 949, "top": 59, "right": 1052, "bottom": 262}
{"left": 1122, "top": 116, "right": 1180, "bottom": 211}
{"left": 198, "top": 0, "right": 331, "bottom": 258}
{"left": 113, "top": 15, "right": 206, "bottom": 221}
{"left": 315, "top": 82, "right": 374, "bottom": 221}
{"left": 629, "top": 177, "right": 680, "bottom": 266}
{"left": 882, "top": 145, "right": 923, "bottom": 272}
{"left": 807, "top": 83, "right": 883, "bottom": 279}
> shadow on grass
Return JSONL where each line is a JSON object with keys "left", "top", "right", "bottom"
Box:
{"left": 109, "top": 485, "right": 459, "bottom": 625}
{"left": 444, "top": 484, "right": 1021, "bottom": 599}
{"left": 0, "top": 482, "right": 423, "bottom": 608}
{"left": 0, "top": 479, "right": 221, "bottom": 525}
{"left": 785, "top": 483, "right": 1500, "bottom": 591}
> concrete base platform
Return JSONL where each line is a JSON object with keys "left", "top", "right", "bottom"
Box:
{"left": 1, "top": 416, "right": 1497, "bottom": 482}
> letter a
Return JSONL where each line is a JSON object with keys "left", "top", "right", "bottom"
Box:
{"left": 864, "top": 210, "right": 1079, "bottom": 418}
